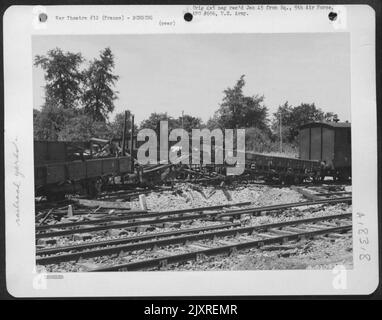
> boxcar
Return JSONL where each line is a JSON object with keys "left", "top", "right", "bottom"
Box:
{"left": 299, "top": 121, "right": 351, "bottom": 180}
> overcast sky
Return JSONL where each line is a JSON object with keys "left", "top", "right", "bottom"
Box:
{"left": 33, "top": 33, "right": 351, "bottom": 124}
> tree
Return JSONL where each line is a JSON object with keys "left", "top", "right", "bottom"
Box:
{"left": 210, "top": 75, "right": 269, "bottom": 130}
{"left": 34, "top": 48, "right": 83, "bottom": 140}
{"left": 140, "top": 112, "right": 178, "bottom": 134}
{"left": 271, "top": 101, "right": 295, "bottom": 143}
{"left": 34, "top": 47, "right": 121, "bottom": 141}
{"left": 34, "top": 48, "right": 83, "bottom": 110}
{"left": 245, "top": 127, "right": 274, "bottom": 153}
{"left": 272, "top": 102, "right": 339, "bottom": 143}
{"left": 82, "top": 48, "right": 119, "bottom": 122}
{"left": 33, "top": 103, "right": 77, "bottom": 140}
{"left": 33, "top": 109, "right": 41, "bottom": 140}
{"left": 109, "top": 111, "right": 139, "bottom": 139}
{"left": 174, "top": 114, "right": 204, "bottom": 132}
{"left": 57, "top": 114, "right": 110, "bottom": 141}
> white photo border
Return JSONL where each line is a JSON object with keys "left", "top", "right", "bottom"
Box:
{"left": 4, "top": 4, "right": 378, "bottom": 297}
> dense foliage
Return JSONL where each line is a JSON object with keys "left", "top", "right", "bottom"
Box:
{"left": 208, "top": 75, "right": 269, "bottom": 131}
{"left": 34, "top": 48, "right": 339, "bottom": 155}
{"left": 82, "top": 48, "right": 119, "bottom": 122}
{"left": 272, "top": 101, "right": 338, "bottom": 143}
{"left": 139, "top": 112, "right": 203, "bottom": 135}
{"left": 34, "top": 48, "right": 121, "bottom": 141}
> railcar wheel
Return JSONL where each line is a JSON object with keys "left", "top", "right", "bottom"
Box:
{"left": 285, "top": 175, "right": 294, "bottom": 185}
{"left": 46, "top": 192, "right": 66, "bottom": 202}
{"left": 336, "top": 169, "right": 351, "bottom": 182}
{"left": 264, "top": 176, "right": 273, "bottom": 183}
{"left": 279, "top": 175, "right": 286, "bottom": 185}
{"left": 95, "top": 178, "right": 104, "bottom": 194}
{"left": 293, "top": 176, "right": 303, "bottom": 185}
{"left": 85, "top": 180, "right": 99, "bottom": 198}
{"left": 312, "top": 175, "right": 319, "bottom": 184}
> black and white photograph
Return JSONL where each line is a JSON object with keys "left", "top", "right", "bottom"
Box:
{"left": 32, "top": 32, "right": 353, "bottom": 273}
{"left": 3, "top": 4, "right": 378, "bottom": 297}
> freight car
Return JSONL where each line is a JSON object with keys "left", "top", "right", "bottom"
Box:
{"left": 34, "top": 121, "right": 351, "bottom": 199}
{"left": 299, "top": 121, "right": 351, "bottom": 180}
{"left": 243, "top": 121, "right": 351, "bottom": 183}
{"left": 34, "top": 140, "right": 133, "bottom": 200}
{"left": 244, "top": 152, "right": 321, "bottom": 184}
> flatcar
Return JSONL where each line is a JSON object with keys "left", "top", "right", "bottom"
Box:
{"left": 34, "top": 140, "right": 133, "bottom": 200}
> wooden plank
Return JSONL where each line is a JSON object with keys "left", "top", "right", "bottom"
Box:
{"left": 291, "top": 186, "right": 320, "bottom": 201}
{"left": 38, "top": 209, "right": 54, "bottom": 226}
{"left": 75, "top": 198, "right": 131, "bottom": 209}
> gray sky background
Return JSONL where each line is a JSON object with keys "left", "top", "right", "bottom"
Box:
{"left": 33, "top": 33, "right": 351, "bottom": 124}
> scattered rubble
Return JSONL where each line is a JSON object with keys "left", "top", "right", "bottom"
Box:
{"left": 125, "top": 182, "right": 303, "bottom": 212}
{"left": 37, "top": 182, "right": 353, "bottom": 272}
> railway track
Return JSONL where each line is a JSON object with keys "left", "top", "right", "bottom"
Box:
{"left": 35, "top": 201, "right": 251, "bottom": 231}
{"left": 36, "top": 213, "right": 351, "bottom": 266}
{"left": 35, "top": 197, "right": 351, "bottom": 239}
{"left": 36, "top": 222, "right": 240, "bottom": 264}
{"left": 36, "top": 214, "right": 351, "bottom": 265}
{"left": 90, "top": 221, "right": 351, "bottom": 272}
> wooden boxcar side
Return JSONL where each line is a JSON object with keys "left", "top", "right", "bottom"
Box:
{"left": 34, "top": 141, "right": 67, "bottom": 165}
{"left": 299, "top": 121, "right": 351, "bottom": 179}
{"left": 34, "top": 140, "right": 133, "bottom": 198}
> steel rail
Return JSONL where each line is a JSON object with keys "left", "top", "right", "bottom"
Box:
{"left": 46, "top": 208, "right": 147, "bottom": 217}
{"left": 36, "top": 222, "right": 240, "bottom": 256}
{"left": 35, "top": 213, "right": 208, "bottom": 239}
{"left": 314, "top": 191, "right": 351, "bottom": 197}
{"left": 216, "top": 196, "right": 351, "bottom": 217}
{"left": 35, "top": 197, "right": 351, "bottom": 239}
{"left": 36, "top": 202, "right": 252, "bottom": 231}
{"left": 36, "top": 213, "right": 351, "bottom": 265}
{"left": 90, "top": 224, "right": 352, "bottom": 272}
